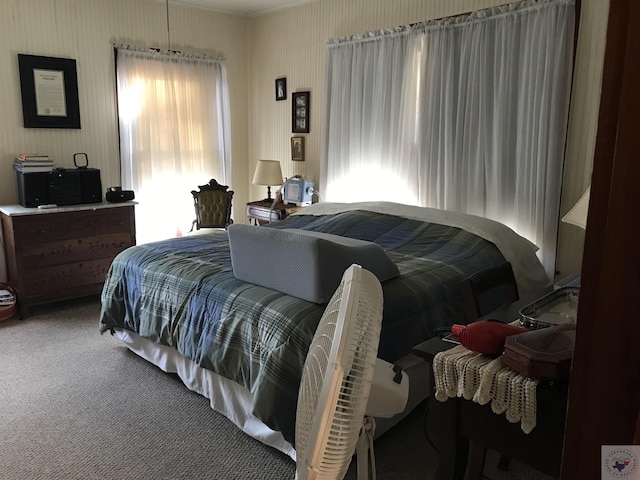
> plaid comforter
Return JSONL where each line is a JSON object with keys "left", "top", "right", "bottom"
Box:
{"left": 99, "top": 208, "right": 515, "bottom": 445}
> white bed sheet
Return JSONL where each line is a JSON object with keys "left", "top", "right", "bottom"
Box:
{"left": 116, "top": 330, "right": 429, "bottom": 461}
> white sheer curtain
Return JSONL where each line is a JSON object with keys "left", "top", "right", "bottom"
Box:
{"left": 322, "top": 0, "right": 575, "bottom": 278}
{"left": 115, "top": 45, "right": 232, "bottom": 244}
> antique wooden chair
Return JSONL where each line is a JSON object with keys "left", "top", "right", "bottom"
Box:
{"left": 190, "top": 179, "right": 234, "bottom": 231}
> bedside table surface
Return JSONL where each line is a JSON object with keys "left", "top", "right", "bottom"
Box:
{"left": 413, "top": 283, "right": 569, "bottom": 480}
{"left": 245, "top": 201, "right": 304, "bottom": 225}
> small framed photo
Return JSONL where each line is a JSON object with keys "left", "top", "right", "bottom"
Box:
{"left": 291, "top": 136, "right": 305, "bottom": 161}
{"left": 292, "top": 91, "right": 310, "bottom": 133}
{"left": 275, "top": 77, "right": 286, "bottom": 101}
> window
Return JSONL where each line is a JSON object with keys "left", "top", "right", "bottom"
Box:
{"left": 115, "top": 46, "right": 232, "bottom": 243}
{"left": 323, "top": 0, "right": 576, "bottom": 278}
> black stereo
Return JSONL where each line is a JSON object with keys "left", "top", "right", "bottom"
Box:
{"left": 49, "top": 168, "right": 102, "bottom": 205}
{"left": 16, "top": 168, "right": 102, "bottom": 207}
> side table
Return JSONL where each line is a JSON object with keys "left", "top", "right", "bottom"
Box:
{"left": 245, "top": 200, "right": 303, "bottom": 225}
{"left": 413, "top": 336, "right": 567, "bottom": 480}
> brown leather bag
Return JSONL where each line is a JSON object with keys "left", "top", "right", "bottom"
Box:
{"left": 502, "top": 324, "right": 576, "bottom": 381}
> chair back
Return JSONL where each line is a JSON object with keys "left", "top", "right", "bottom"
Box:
{"left": 191, "top": 179, "right": 234, "bottom": 230}
{"left": 461, "top": 262, "right": 519, "bottom": 323}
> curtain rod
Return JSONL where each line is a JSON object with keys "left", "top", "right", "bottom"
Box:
{"left": 327, "top": 0, "right": 574, "bottom": 46}
{"left": 113, "top": 44, "right": 226, "bottom": 62}
{"left": 165, "top": 0, "right": 171, "bottom": 50}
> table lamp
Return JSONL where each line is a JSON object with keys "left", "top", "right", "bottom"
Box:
{"left": 253, "top": 160, "right": 283, "bottom": 202}
{"left": 561, "top": 186, "right": 590, "bottom": 230}
{"left": 560, "top": 186, "right": 589, "bottom": 295}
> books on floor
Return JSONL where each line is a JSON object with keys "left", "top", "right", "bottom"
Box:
{"left": 14, "top": 153, "right": 54, "bottom": 173}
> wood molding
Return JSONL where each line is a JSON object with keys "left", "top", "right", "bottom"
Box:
{"left": 561, "top": 0, "right": 640, "bottom": 479}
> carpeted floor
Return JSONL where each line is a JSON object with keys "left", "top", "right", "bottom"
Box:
{"left": 0, "top": 296, "right": 555, "bottom": 480}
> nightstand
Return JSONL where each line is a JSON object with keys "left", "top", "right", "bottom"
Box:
{"left": 413, "top": 285, "right": 568, "bottom": 480}
{"left": 245, "top": 200, "right": 304, "bottom": 225}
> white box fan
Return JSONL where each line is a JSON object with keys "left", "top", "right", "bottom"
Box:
{"left": 295, "top": 264, "right": 410, "bottom": 480}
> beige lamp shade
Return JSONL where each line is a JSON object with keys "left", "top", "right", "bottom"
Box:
{"left": 561, "top": 186, "right": 590, "bottom": 230}
{"left": 253, "top": 160, "right": 283, "bottom": 186}
{"left": 253, "top": 160, "right": 283, "bottom": 201}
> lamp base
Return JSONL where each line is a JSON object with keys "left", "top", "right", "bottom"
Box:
{"left": 260, "top": 185, "right": 283, "bottom": 204}
{"left": 260, "top": 197, "right": 283, "bottom": 205}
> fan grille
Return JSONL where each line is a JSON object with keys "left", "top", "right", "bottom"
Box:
{"left": 296, "top": 265, "right": 383, "bottom": 479}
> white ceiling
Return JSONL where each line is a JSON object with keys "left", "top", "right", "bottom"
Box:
{"left": 170, "top": 0, "right": 316, "bottom": 16}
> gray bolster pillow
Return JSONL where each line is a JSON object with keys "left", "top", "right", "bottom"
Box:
{"left": 227, "top": 224, "right": 399, "bottom": 304}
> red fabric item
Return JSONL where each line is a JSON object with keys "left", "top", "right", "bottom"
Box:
{"left": 451, "top": 321, "right": 528, "bottom": 356}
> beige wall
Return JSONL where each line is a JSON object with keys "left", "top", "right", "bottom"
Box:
{"left": 556, "top": 0, "right": 609, "bottom": 278}
{"left": 0, "top": 0, "right": 248, "bottom": 209}
{"left": 0, "top": 0, "right": 609, "bottom": 281}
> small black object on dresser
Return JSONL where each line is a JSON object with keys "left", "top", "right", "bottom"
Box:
{"left": 105, "top": 186, "right": 135, "bottom": 203}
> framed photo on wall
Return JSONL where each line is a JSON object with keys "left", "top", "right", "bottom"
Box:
{"left": 275, "top": 77, "right": 286, "bottom": 101}
{"left": 291, "top": 136, "right": 305, "bottom": 161}
{"left": 292, "top": 91, "right": 310, "bottom": 133}
{"left": 18, "top": 54, "right": 81, "bottom": 129}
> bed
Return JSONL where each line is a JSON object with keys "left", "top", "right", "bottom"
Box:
{"left": 99, "top": 201, "right": 549, "bottom": 459}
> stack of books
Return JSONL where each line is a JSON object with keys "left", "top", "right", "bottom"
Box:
{"left": 14, "top": 154, "right": 54, "bottom": 173}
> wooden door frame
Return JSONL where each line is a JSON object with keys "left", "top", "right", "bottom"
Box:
{"left": 561, "top": 0, "right": 640, "bottom": 478}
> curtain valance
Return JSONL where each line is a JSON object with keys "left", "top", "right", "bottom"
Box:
{"left": 327, "top": 0, "right": 574, "bottom": 47}
{"left": 113, "top": 43, "right": 226, "bottom": 65}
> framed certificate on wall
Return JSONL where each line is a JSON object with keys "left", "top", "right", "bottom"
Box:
{"left": 18, "top": 54, "right": 81, "bottom": 129}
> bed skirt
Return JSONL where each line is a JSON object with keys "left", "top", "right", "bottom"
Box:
{"left": 115, "top": 330, "right": 429, "bottom": 461}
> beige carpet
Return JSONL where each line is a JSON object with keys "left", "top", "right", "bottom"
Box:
{"left": 0, "top": 296, "right": 554, "bottom": 480}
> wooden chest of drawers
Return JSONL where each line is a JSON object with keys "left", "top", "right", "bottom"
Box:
{"left": 0, "top": 203, "right": 136, "bottom": 316}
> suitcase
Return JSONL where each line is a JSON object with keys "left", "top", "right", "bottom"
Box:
{"left": 502, "top": 325, "right": 575, "bottom": 381}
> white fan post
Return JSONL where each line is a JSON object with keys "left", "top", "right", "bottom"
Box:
{"left": 295, "top": 264, "right": 409, "bottom": 480}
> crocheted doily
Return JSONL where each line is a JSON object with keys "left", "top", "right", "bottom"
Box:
{"left": 432, "top": 345, "right": 539, "bottom": 433}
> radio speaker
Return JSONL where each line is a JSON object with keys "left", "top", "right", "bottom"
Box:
{"left": 16, "top": 171, "right": 50, "bottom": 207}
{"left": 79, "top": 169, "right": 102, "bottom": 204}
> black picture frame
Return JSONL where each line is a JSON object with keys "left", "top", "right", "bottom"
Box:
{"left": 291, "top": 136, "right": 305, "bottom": 161}
{"left": 292, "top": 91, "right": 310, "bottom": 133}
{"left": 18, "top": 54, "right": 81, "bottom": 129}
{"left": 275, "top": 77, "right": 287, "bottom": 101}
